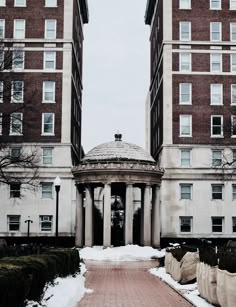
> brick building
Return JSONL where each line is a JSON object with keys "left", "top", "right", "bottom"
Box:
{"left": 145, "top": 0, "right": 236, "bottom": 242}
{"left": 0, "top": 0, "right": 88, "bottom": 242}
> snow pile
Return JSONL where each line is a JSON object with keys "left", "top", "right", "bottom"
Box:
{"left": 80, "top": 245, "right": 165, "bottom": 261}
{"left": 150, "top": 267, "right": 213, "bottom": 307}
{"left": 25, "top": 263, "right": 92, "bottom": 307}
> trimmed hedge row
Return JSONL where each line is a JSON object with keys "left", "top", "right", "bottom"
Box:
{"left": 0, "top": 248, "right": 81, "bottom": 307}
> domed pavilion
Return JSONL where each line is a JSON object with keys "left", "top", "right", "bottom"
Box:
{"left": 73, "top": 134, "right": 164, "bottom": 247}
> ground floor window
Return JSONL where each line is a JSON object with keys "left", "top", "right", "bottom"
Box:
{"left": 212, "top": 217, "right": 224, "bottom": 232}
{"left": 180, "top": 216, "right": 192, "bottom": 232}
{"left": 8, "top": 215, "right": 20, "bottom": 231}
{"left": 233, "top": 217, "right": 236, "bottom": 233}
{"left": 39, "top": 215, "right": 53, "bottom": 231}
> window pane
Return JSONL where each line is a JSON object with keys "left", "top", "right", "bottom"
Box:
{"left": 42, "top": 182, "right": 53, "bottom": 198}
{"left": 181, "top": 149, "right": 191, "bottom": 166}
{"left": 42, "top": 148, "right": 53, "bottom": 165}
{"left": 43, "top": 113, "right": 54, "bottom": 134}
{"left": 212, "top": 185, "right": 223, "bottom": 199}
{"left": 14, "top": 20, "right": 25, "bottom": 39}
{"left": 45, "top": 0, "right": 57, "bottom": 7}
{"left": 180, "top": 217, "right": 192, "bottom": 232}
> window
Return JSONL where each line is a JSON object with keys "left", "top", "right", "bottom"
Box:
{"left": 11, "top": 147, "right": 21, "bottom": 162}
{"left": 233, "top": 217, "right": 236, "bottom": 232}
{"left": 231, "top": 23, "right": 236, "bottom": 41}
{"left": 180, "top": 184, "right": 192, "bottom": 199}
{"left": 0, "top": 0, "right": 6, "bottom": 6}
{"left": 180, "top": 149, "right": 191, "bottom": 167}
{"left": 230, "top": 0, "right": 236, "bottom": 9}
{"left": 45, "top": 0, "right": 57, "bottom": 7}
{"left": 212, "top": 184, "right": 223, "bottom": 200}
{"left": 0, "top": 20, "right": 5, "bottom": 39}
{"left": 231, "top": 85, "right": 236, "bottom": 105}
{"left": 210, "top": 0, "right": 221, "bottom": 9}
{"left": 233, "top": 150, "right": 236, "bottom": 166}
{"left": 232, "top": 116, "right": 236, "bottom": 136}
{"left": 179, "top": 83, "right": 192, "bottom": 105}
{"left": 210, "top": 22, "right": 222, "bottom": 41}
{"left": 41, "top": 182, "right": 53, "bottom": 199}
{"left": 179, "top": 0, "right": 191, "bottom": 9}
{"left": 12, "top": 47, "right": 24, "bottom": 69}
{"left": 232, "top": 185, "right": 236, "bottom": 200}
{"left": 212, "top": 217, "right": 223, "bottom": 232}
{"left": 180, "top": 22, "right": 191, "bottom": 41}
{"left": 180, "top": 217, "right": 192, "bottom": 232}
{"left": 179, "top": 53, "right": 191, "bottom": 71}
{"left": 211, "top": 84, "right": 222, "bottom": 105}
{"left": 212, "top": 150, "right": 222, "bottom": 166}
{"left": 180, "top": 115, "right": 192, "bottom": 137}
{"left": 10, "top": 113, "right": 23, "bottom": 135}
{"left": 45, "top": 20, "right": 57, "bottom": 39}
{"left": 44, "top": 51, "right": 56, "bottom": 70}
{"left": 14, "top": 20, "right": 25, "bottom": 39}
{"left": 14, "top": 0, "right": 26, "bottom": 6}
{"left": 0, "top": 50, "right": 4, "bottom": 71}
{"left": 211, "top": 115, "right": 223, "bottom": 137}
{"left": 0, "top": 81, "right": 3, "bottom": 102}
{"left": 0, "top": 113, "right": 2, "bottom": 135}
{"left": 231, "top": 54, "right": 236, "bottom": 72}
{"left": 10, "top": 183, "right": 21, "bottom": 198}
{"left": 210, "top": 54, "right": 222, "bottom": 72}
{"left": 43, "top": 81, "right": 55, "bottom": 103}
{"left": 42, "top": 113, "right": 54, "bottom": 135}
{"left": 8, "top": 215, "right": 20, "bottom": 231}
{"left": 40, "top": 215, "right": 53, "bottom": 231}
{"left": 11, "top": 81, "right": 24, "bottom": 102}
{"left": 42, "top": 147, "right": 53, "bottom": 165}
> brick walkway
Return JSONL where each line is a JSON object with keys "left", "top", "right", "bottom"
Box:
{"left": 78, "top": 261, "right": 193, "bottom": 307}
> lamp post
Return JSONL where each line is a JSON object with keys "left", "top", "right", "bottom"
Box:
{"left": 24, "top": 216, "right": 33, "bottom": 237}
{"left": 54, "top": 176, "right": 61, "bottom": 239}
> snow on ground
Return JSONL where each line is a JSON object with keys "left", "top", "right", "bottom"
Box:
{"left": 150, "top": 267, "right": 213, "bottom": 307}
{"left": 80, "top": 245, "right": 165, "bottom": 261}
{"left": 25, "top": 263, "right": 93, "bottom": 307}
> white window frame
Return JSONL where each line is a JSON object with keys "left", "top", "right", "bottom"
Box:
{"left": 14, "top": 0, "right": 26, "bottom": 7}
{"left": 212, "top": 150, "right": 222, "bottom": 166}
{"left": 10, "top": 113, "right": 23, "bottom": 135}
{"left": 13, "top": 19, "right": 25, "bottom": 39}
{"left": 8, "top": 215, "right": 20, "bottom": 231}
{"left": 179, "top": 0, "right": 191, "bottom": 9}
{"left": 232, "top": 185, "right": 236, "bottom": 200}
{"left": 210, "top": 84, "right": 223, "bottom": 105}
{"left": 231, "top": 23, "right": 236, "bottom": 41}
{"left": 231, "top": 54, "right": 236, "bottom": 72}
{"left": 231, "top": 115, "right": 236, "bottom": 137}
{"left": 230, "top": 0, "right": 236, "bottom": 10}
{"left": 12, "top": 46, "right": 24, "bottom": 70}
{"left": 180, "top": 184, "right": 192, "bottom": 200}
{"left": 0, "top": 0, "right": 6, "bottom": 6}
{"left": 211, "top": 115, "right": 223, "bottom": 137}
{"left": 210, "top": 22, "right": 222, "bottom": 41}
{"left": 180, "top": 115, "right": 192, "bottom": 137}
{"left": 44, "top": 51, "right": 56, "bottom": 70}
{"left": 179, "top": 53, "right": 191, "bottom": 72}
{"left": 211, "top": 184, "right": 223, "bottom": 200}
{"left": 212, "top": 217, "right": 224, "bottom": 232}
{"left": 40, "top": 215, "right": 53, "bottom": 232}
{"left": 0, "top": 19, "right": 5, "bottom": 39}
{"left": 210, "top": 53, "right": 222, "bottom": 72}
{"left": 210, "top": 0, "right": 221, "bottom": 10}
{"left": 231, "top": 84, "right": 236, "bottom": 105}
{"left": 45, "top": 0, "right": 57, "bottom": 7}
{"left": 179, "top": 22, "right": 191, "bottom": 41}
{"left": 0, "top": 112, "right": 2, "bottom": 135}
{"left": 0, "top": 81, "right": 3, "bottom": 102}
{"left": 180, "top": 216, "right": 192, "bottom": 233}
{"left": 10, "top": 183, "right": 21, "bottom": 198}
{"left": 179, "top": 83, "right": 192, "bottom": 105}
{"left": 180, "top": 149, "right": 192, "bottom": 167}
{"left": 11, "top": 81, "right": 24, "bottom": 103}
{"left": 42, "top": 81, "right": 55, "bottom": 103}
{"left": 42, "top": 147, "right": 53, "bottom": 165}
{"left": 41, "top": 182, "right": 53, "bottom": 199}
{"left": 45, "top": 20, "right": 57, "bottom": 39}
{"left": 42, "top": 113, "right": 55, "bottom": 135}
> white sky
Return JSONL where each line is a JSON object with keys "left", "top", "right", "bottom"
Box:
{"left": 82, "top": 0, "right": 150, "bottom": 152}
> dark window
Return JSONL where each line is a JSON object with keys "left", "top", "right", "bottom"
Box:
{"left": 212, "top": 217, "right": 223, "bottom": 232}
{"left": 10, "top": 183, "right": 21, "bottom": 198}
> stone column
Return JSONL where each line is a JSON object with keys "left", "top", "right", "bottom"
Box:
{"left": 152, "top": 185, "right": 161, "bottom": 247}
{"left": 85, "top": 185, "right": 93, "bottom": 247}
{"left": 103, "top": 183, "right": 111, "bottom": 247}
{"left": 125, "top": 184, "right": 133, "bottom": 245}
{"left": 140, "top": 186, "right": 144, "bottom": 246}
{"left": 143, "top": 184, "right": 152, "bottom": 246}
{"left": 75, "top": 186, "right": 83, "bottom": 247}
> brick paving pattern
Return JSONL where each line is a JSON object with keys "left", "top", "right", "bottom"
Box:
{"left": 78, "top": 261, "right": 193, "bottom": 307}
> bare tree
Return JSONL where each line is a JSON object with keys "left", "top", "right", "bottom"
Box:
{"left": 0, "top": 42, "right": 39, "bottom": 188}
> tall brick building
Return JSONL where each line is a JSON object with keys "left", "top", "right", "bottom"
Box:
{"left": 145, "top": 0, "right": 236, "bottom": 242}
{"left": 0, "top": 0, "right": 88, "bottom": 241}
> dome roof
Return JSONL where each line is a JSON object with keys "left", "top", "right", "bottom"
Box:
{"left": 82, "top": 134, "right": 155, "bottom": 163}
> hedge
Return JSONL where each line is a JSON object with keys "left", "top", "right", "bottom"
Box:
{"left": 0, "top": 248, "right": 81, "bottom": 307}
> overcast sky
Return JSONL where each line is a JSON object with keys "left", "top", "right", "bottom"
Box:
{"left": 82, "top": 0, "right": 150, "bottom": 152}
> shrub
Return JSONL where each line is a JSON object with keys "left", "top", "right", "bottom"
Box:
{"left": 219, "top": 253, "right": 236, "bottom": 273}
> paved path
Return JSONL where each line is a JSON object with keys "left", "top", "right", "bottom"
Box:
{"left": 78, "top": 261, "right": 193, "bottom": 307}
